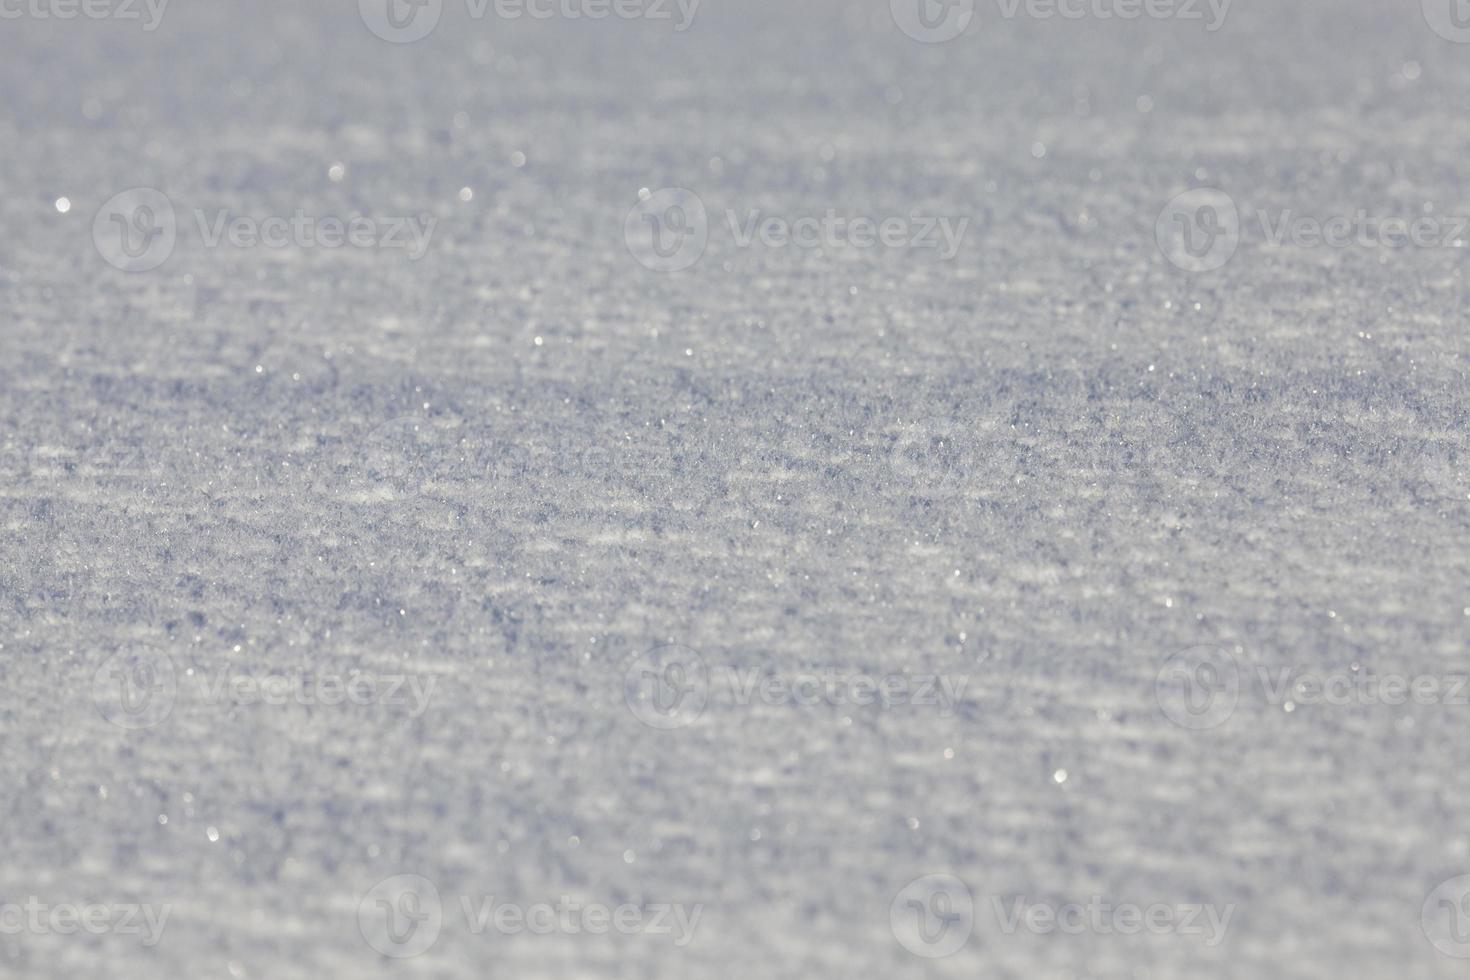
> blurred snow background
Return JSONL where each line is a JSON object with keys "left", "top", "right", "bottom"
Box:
{"left": 2, "top": 0, "right": 1470, "bottom": 976}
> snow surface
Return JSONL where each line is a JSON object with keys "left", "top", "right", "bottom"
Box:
{"left": 3, "top": 0, "right": 1470, "bottom": 977}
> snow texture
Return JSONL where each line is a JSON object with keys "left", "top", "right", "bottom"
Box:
{"left": 2, "top": 0, "right": 1470, "bottom": 977}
